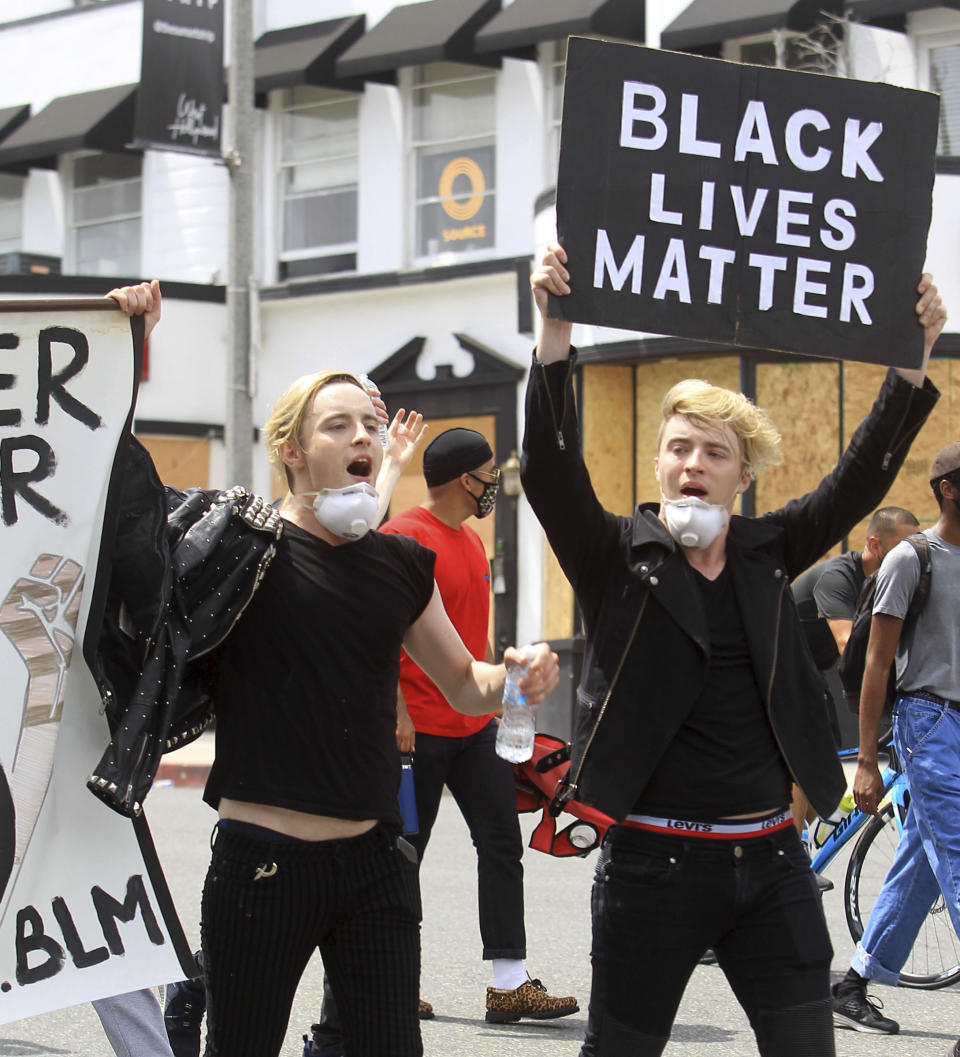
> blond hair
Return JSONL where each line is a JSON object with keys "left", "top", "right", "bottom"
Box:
{"left": 658, "top": 378, "right": 782, "bottom": 478}
{"left": 263, "top": 370, "right": 364, "bottom": 487}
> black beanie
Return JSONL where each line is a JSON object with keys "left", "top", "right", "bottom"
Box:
{"left": 422, "top": 428, "right": 493, "bottom": 486}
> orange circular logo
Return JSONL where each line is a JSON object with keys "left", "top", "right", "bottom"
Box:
{"left": 438, "top": 156, "right": 485, "bottom": 221}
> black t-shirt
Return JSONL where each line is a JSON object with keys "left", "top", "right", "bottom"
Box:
{"left": 791, "top": 551, "right": 863, "bottom": 670}
{"left": 634, "top": 565, "right": 792, "bottom": 818}
{"left": 204, "top": 520, "right": 435, "bottom": 821}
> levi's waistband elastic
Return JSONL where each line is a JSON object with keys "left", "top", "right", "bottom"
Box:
{"left": 621, "top": 807, "right": 793, "bottom": 840}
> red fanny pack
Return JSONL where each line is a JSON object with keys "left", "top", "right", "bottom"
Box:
{"left": 513, "top": 733, "right": 614, "bottom": 857}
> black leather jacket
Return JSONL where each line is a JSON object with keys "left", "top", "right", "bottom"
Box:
{"left": 521, "top": 353, "right": 938, "bottom": 822}
{"left": 86, "top": 437, "right": 282, "bottom": 817}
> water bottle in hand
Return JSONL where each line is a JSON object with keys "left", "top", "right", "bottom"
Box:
{"left": 358, "top": 374, "right": 390, "bottom": 448}
{"left": 495, "top": 646, "right": 537, "bottom": 763}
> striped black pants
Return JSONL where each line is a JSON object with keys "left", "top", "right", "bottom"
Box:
{"left": 200, "top": 821, "right": 422, "bottom": 1057}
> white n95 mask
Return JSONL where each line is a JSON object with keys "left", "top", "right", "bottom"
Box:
{"left": 304, "top": 483, "right": 379, "bottom": 540}
{"left": 660, "top": 491, "right": 736, "bottom": 550}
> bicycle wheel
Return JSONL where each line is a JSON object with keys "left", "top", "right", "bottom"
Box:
{"left": 845, "top": 803, "right": 960, "bottom": 989}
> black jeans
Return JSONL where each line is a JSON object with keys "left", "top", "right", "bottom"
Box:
{"left": 201, "top": 822, "right": 421, "bottom": 1057}
{"left": 581, "top": 823, "right": 835, "bottom": 1057}
{"left": 411, "top": 718, "right": 525, "bottom": 959}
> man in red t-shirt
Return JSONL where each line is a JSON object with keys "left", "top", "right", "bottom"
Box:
{"left": 383, "top": 428, "right": 578, "bottom": 1024}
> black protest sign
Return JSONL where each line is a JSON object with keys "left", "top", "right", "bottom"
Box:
{"left": 553, "top": 38, "right": 940, "bottom": 368}
{"left": 133, "top": 0, "right": 224, "bottom": 158}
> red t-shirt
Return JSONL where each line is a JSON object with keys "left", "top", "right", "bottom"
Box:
{"left": 380, "top": 506, "right": 493, "bottom": 736}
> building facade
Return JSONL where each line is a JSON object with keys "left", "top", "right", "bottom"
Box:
{"left": 0, "top": 0, "right": 957, "bottom": 711}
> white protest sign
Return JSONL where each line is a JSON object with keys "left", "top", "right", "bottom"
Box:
{"left": 0, "top": 300, "right": 193, "bottom": 1022}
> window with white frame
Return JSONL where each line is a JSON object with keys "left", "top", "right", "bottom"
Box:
{"left": 0, "top": 174, "right": 24, "bottom": 255}
{"left": 70, "top": 152, "right": 142, "bottom": 277}
{"left": 928, "top": 42, "right": 960, "bottom": 157}
{"left": 544, "top": 39, "right": 566, "bottom": 186}
{"left": 278, "top": 85, "right": 359, "bottom": 279}
{"left": 411, "top": 62, "right": 496, "bottom": 260}
{"left": 730, "top": 32, "right": 825, "bottom": 73}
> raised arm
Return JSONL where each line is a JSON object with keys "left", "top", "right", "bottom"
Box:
{"left": 894, "top": 273, "right": 947, "bottom": 388}
{"left": 374, "top": 408, "right": 428, "bottom": 525}
{"left": 531, "top": 243, "right": 574, "bottom": 365}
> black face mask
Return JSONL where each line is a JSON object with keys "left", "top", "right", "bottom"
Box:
{"left": 467, "top": 473, "right": 499, "bottom": 518}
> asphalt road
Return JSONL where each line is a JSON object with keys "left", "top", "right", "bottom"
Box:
{"left": 1, "top": 782, "right": 958, "bottom": 1056}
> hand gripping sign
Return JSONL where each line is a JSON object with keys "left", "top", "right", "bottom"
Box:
{"left": 552, "top": 38, "right": 940, "bottom": 368}
{"left": 0, "top": 299, "right": 194, "bottom": 1023}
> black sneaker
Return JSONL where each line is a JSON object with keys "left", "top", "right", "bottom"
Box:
{"left": 831, "top": 980, "right": 899, "bottom": 1034}
{"left": 164, "top": 975, "right": 206, "bottom": 1057}
{"left": 302, "top": 1027, "right": 345, "bottom": 1057}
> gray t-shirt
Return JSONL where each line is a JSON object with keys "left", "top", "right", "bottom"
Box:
{"left": 873, "top": 529, "right": 960, "bottom": 700}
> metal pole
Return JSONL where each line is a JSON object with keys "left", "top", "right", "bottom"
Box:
{"left": 225, "top": 0, "right": 254, "bottom": 488}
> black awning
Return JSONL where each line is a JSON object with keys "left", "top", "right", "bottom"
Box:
{"left": 845, "top": 0, "right": 960, "bottom": 19}
{"left": 0, "top": 105, "right": 30, "bottom": 145}
{"left": 661, "top": 0, "right": 800, "bottom": 53}
{"left": 0, "top": 85, "right": 138, "bottom": 173}
{"left": 475, "top": 0, "right": 644, "bottom": 58}
{"left": 336, "top": 0, "right": 501, "bottom": 85}
{"left": 254, "top": 15, "right": 366, "bottom": 93}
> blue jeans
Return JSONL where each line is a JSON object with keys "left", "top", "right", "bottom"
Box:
{"left": 853, "top": 694, "right": 960, "bottom": 984}
{"left": 581, "top": 823, "right": 834, "bottom": 1056}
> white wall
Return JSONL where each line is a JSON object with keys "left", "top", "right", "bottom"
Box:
{"left": 927, "top": 173, "right": 960, "bottom": 300}
{"left": 21, "top": 170, "right": 61, "bottom": 256}
{"left": 0, "top": 1, "right": 142, "bottom": 112}
{"left": 356, "top": 83, "right": 405, "bottom": 273}
{"left": 142, "top": 151, "right": 231, "bottom": 283}
{"left": 495, "top": 57, "right": 542, "bottom": 258}
{"left": 134, "top": 297, "right": 227, "bottom": 424}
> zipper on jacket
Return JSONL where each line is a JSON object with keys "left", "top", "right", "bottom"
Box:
{"left": 557, "top": 592, "right": 648, "bottom": 809}
{"left": 538, "top": 359, "right": 573, "bottom": 452}
{"left": 123, "top": 731, "right": 150, "bottom": 813}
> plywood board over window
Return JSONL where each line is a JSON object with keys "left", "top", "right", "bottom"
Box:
{"left": 583, "top": 364, "right": 634, "bottom": 517}
{"left": 842, "top": 359, "right": 960, "bottom": 541}
{"left": 755, "top": 361, "right": 840, "bottom": 546}
{"left": 137, "top": 435, "right": 211, "bottom": 492}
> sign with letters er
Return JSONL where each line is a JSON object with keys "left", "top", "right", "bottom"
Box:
{"left": 552, "top": 38, "right": 940, "bottom": 367}
{"left": 0, "top": 300, "right": 193, "bottom": 1023}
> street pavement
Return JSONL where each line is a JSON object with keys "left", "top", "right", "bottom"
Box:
{"left": 0, "top": 742, "right": 958, "bottom": 1056}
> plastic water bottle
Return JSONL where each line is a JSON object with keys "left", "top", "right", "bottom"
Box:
{"left": 806, "top": 793, "right": 856, "bottom": 854}
{"left": 398, "top": 754, "right": 418, "bottom": 835}
{"left": 358, "top": 374, "right": 389, "bottom": 448}
{"left": 495, "top": 646, "right": 537, "bottom": 763}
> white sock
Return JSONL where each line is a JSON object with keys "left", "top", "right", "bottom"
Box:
{"left": 492, "top": 959, "right": 527, "bottom": 990}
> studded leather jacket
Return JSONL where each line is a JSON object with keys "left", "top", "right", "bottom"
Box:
{"left": 86, "top": 436, "right": 282, "bottom": 817}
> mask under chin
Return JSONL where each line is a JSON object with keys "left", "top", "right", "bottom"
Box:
{"left": 305, "top": 483, "right": 379, "bottom": 540}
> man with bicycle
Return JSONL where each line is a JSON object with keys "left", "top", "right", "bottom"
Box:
{"left": 525, "top": 242, "right": 945, "bottom": 1057}
{"left": 837, "top": 443, "right": 960, "bottom": 1051}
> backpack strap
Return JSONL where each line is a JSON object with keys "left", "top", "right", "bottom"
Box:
{"left": 905, "top": 531, "right": 932, "bottom": 616}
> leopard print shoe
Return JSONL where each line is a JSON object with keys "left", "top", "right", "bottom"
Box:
{"left": 485, "top": 977, "right": 579, "bottom": 1023}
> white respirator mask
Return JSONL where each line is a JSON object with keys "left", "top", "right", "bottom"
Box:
{"left": 301, "top": 482, "right": 379, "bottom": 540}
{"left": 659, "top": 484, "right": 741, "bottom": 550}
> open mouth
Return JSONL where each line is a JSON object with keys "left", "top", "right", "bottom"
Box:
{"left": 347, "top": 455, "right": 373, "bottom": 479}
{"left": 680, "top": 484, "right": 707, "bottom": 498}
